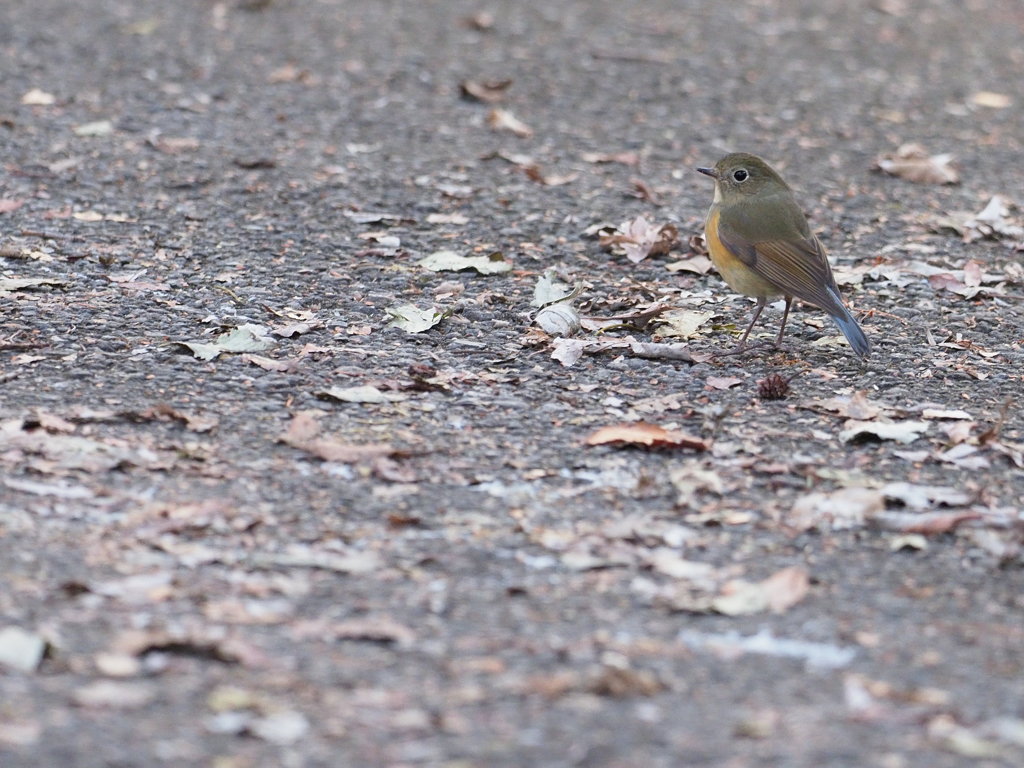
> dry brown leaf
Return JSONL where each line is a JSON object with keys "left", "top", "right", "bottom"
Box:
{"left": 241, "top": 353, "right": 296, "bottom": 372}
{"left": 871, "top": 510, "right": 982, "bottom": 534}
{"left": 550, "top": 336, "right": 699, "bottom": 368}
{"left": 279, "top": 411, "right": 394, "bottom": 463}
{"left": 815, "top": 391, "right": 887, "bottom": 420}
{"left": 586, "top": 666, "right": 666, "bottom": 697}
{"left": 712, "top": 566, "right": 810, "bottom": 616}
{"left": 666, "top": 254, "right": 714, "bottom": 275}
{"left": 149, "top": 136, "right": 200, "bottom": 154}
{"left": 487, "top": 108, "right": 533, "bottom": 137}
{"left": 521, "top": 163, "right": 579, "bottom": 186}
{"left": 705, "top": 375, "right": 743, "bottom": 391}
{"left": 790, "top": 487, "right": 886, "bottom": 531}
{"left": 580, "top": 150, "right": 640, "bottom": 166}
{"left": 584, "top": 422, "right": 709, "bottom": 451}
{"left": 934, "top": 195, "right": 1023, "bottom": 243}
{"left": 875, "top": 143, "right": 959, "bottom": 184}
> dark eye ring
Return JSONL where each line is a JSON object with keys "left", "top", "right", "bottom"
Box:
{"left": 732, "top": 169, "right": 749, "bottom": 182}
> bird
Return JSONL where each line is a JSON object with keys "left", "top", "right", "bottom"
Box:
{"left": 696, "top": 152, "right": 870, "bottom": 359}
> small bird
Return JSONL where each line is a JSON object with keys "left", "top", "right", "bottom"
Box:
{"left": 696, "top": 152, "right": 870, "bottom": 359}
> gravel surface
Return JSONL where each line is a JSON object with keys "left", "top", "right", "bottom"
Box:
{"left": 2, "top": 1, "right": 1023, "bottom": 767}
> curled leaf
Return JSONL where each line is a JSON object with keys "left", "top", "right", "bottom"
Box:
{"left": 875, "top": 143, "right": 959, "bottom": 185}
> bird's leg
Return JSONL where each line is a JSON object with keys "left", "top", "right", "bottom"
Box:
{"left": 738, "top": 296, "right": 767, "bottom": 348}
{"left": 773, "top": 296, "right": 793, "bottom": 349}
{"left": 714, "top": 297, "right": 769, "bottom": 356}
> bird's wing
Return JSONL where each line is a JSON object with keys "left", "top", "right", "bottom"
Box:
{"left": 715, "top": 219, "right": 847, "bottom": 316}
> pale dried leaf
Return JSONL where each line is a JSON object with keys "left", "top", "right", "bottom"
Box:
{"left": 487, "top": 108, "right": 533, "bottom": 137}
{"left": 875, "top": 143, "right": 959, "bottom": 184}
{"left": 0, "top": 627, "right": 47, "bottom": 673}
{"left": 385, "top": 303, "right": 449, "bottom": 333}
{"left": 418, "top": 250, "right": 512, "bottom": 274}
{"left": 584, "top": 422, "right": 709, "bottom": 451}
{"left": 654, "top": 309, "right": 715, "bottom": 339}
{"left": 839, "top": 419, "right": 928, "bottom": 444}
{"left": 176, "top": 324, "right": 275, "bottom": 361}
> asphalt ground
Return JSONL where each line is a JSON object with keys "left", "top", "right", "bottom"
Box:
{"left": 1, "top": 1, "right": 1023, "bottom": 766}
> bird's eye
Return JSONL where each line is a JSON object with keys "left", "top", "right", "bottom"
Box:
{"left": 732, "top": 169, "right": 749, "bottom": 182}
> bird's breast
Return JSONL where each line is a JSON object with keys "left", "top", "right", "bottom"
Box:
{"left": 704, "top": 207, "right": 782, "bottom": 298}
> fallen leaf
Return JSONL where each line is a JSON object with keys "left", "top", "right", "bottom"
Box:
{"left": 874, "top": 143, "right": 959, "bottom": 184}
{"left": 175, "top": 324, "right": 275, "bottom": 361}
{"left": 268, "top": 63, "right": 315, "bottom": 84}
{"left": 535, "top": 303, "right": 582, "bottom": 335}
{"left": 839, "top": 419, "right": 928, "bottom": 444}
{"left": 269, "top": 320, "right": 321, "bottom": 338}
{"left": 3, "top": 478, "right": 94, "bottom": 499}
{"left": 0, "top": 627, "right": 47, "bottom": 673}
{"left": 0, "top": 199, "right": 24, "bottom": 214}
{"left": 889, "top": 534, "right": 928, "bottom": 551}
{"left": 73, "top": 681, "right": 155, "bottom": 710}
{"left": 580, "top": 150, "right": 640, "bottom": 166}
{"left": 385, "top": 303, "right": 450, "bottom": 333}
{"left": 579, "top": 302, "right": 673, "bottom": 332}
{"left": 934, "top": 195, "right": 1023, "bottom": 243}
{"left": 921, "top": 408, "right": 973, "bottom": 420}
{"left": 0, "top": 417, "right": 161, "bottom": 472}
{"left": 815, "top": 391, "right": 887, "bottom": 420}
{"left": 426, "top": 212, "right": 469, "bottom": 225}
{"left": 487, "top": 108, "right": 533, "bottom": 137}
{"left": 249, "top": 711, "right": 310, "bottom": 746}
{"left": 678, "top": 629, "right": 857, "bottom": 669}
{"left": 790, "top": 487, "right": 886, "bottom": 531}
{"left": 240, "top": 354, "right": 295, "bottom": 372}
{"left": 712, "top": 566, "right": 810, "bottom": 616}
{"left": 654, "top": 309, "right": 715, "bottom": 339}
{"left": 149, "top": 135, "right": 200, "bottom": 154}
{"left": 550, "top": 335, "right": 699, "bottom": 367}
{"left": 531, "top": 270, "right": 579, "bottom": 308}
{"left": 646, "top": 550, "right": 717, "bottom": 580}
{"left": 0, "top": 277, "right": 68, "bottom": 293}
{"left": 705, "top": 375, "right": 743, "bottom": 390}
{"left": 459, "top": 78, "right": 512, "bottom": 103}
{"left": 669, "top": 461, "right": 725, "bottom": 500}
{"left": 584, "top": 422, "right": 709, "bottom": 451}
{"left": 550, "top": 338, "right": 586, "bottom": 367}
{"left": 520, "top": 163, "right": 579, "bottom": 186}
{"left": 317, "top": 385, "right": 406, "bottom": 404}
{"left": 417, "top": 250, "right": 512, "bottom": 274}
{"left": 342, "top": 210, "right": 406, "bottom": 224}
{"left": 600, "top": 215, "right": 679, "bottom": 263}
{"left": 586, "top": 666, "right": 665, "bottom": 697}
{"left": 278, "top": 411, "right": 395, "bottom": 463}
{"left": 21, "top": 88, "right": 55, "bottom": 106}
{"left": 969, "top": 91, "right": 1012, "bottom": 109}
{"left": 73, "top": 120, "right": 114, "bottom": 137}
{"left": 880, "top": 482, "right": 972, "bottom": 510}
{"left": 666, "top": 255, "right": 714, "bottom": 275}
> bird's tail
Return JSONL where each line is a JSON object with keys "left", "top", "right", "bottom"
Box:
{"left": 829, "top": 305, "right": 870, "bottom": 359}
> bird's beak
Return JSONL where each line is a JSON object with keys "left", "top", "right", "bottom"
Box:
{"left": 696, "top": 166, "right": 718, "bottom": 180}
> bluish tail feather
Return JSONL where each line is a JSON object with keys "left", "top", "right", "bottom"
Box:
{"left": 829, "top": 308, "right": 870, "bottom": 359}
